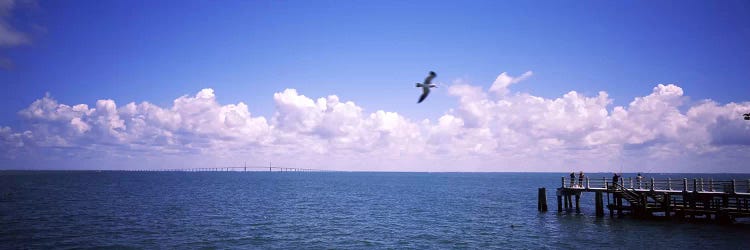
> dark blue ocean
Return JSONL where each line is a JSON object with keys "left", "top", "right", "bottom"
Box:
{"left": 2, "top": 172, "right": 750, "bottom": 249}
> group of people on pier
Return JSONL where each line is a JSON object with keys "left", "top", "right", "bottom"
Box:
{"left": 568, "top": 171, "right": 647, "bottom": 189}
{"left": 569, "top": 171, "right": 585, "bottom": 187}
{"left": 612, "top": 172, "right": 646, "bottom": 189}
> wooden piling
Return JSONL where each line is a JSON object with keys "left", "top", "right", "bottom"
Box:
{"left": 595, "top": 191, "right": 604, "bottom": 217}
{"left": 538, "top": 188, "right": 548, "bottom": 212}
{"left": 664, "top": 193, "right": 671, "bottom": 218}
{"left": 608, "top": 191, "right": 614, "bottom": 217}
{"left": 690, "top": 189, "right": 697, "bottom": 220}
{"left": 568, "top": 194, "right": 573, "bottom": 209}
{"left": 575, "top": 194, "right": 580, "bottom": 214}
{"left": 616, "top": 194, "right": 623, "bottom": 216}
{"left": 557, "top": 193, "right": 562, "bottom": 212}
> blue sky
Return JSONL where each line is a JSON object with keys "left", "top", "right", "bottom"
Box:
{"left": 1, "top": 0, "right": 749, "bottom": 172}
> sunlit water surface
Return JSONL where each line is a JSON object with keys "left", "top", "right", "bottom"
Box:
{"left": 1, "top": 172, "right": 749, "bottom": 248}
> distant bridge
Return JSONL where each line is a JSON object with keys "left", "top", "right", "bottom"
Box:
{"left": 123, "top": 166, "right": 335, "bottom": 172}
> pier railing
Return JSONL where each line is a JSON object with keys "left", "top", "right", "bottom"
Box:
{"left": 562, "top": 177, "right": 750, "bottom": 194}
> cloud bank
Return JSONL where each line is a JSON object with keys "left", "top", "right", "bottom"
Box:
{"left": 2, "top": 72, "right": 749, "bottom": 172}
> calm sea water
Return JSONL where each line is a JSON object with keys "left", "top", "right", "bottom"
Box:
{"left": 1, "top": 171, "right": 750, "bottom": 249}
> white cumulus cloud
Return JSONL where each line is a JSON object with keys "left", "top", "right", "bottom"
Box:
{"left": 1, "top": 72, "right": 749, "bottom": 172}
{"left": 489, "top": 71, "right": 533, "bottom": 96}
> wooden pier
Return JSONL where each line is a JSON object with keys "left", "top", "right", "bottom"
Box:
{"left": 542, "top": 176, "right": 750, "bottom": 223}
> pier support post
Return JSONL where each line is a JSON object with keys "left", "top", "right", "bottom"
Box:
{"left": 664, "top": 193, "right": 671, "bottom": 218}
{"left": 608, "top": 192, "right": 614, "bottom": 217}
{"left": 617, "top": 194, "right": 623, "bottom": 216}
{"left": 538, "top": 188, "right": 548, "bottom": 212}
{"left": 575, "top": 193, "right": 580, "bottom": 214}
{"left": 568, "top": 194, "right": 573, "bottom": 209}
{"left": 557, "top": 192, "right": 562, "bottom": 212}
{"left": 569, "top": 194, "right": 573, "bottom": 209}
{"left": 595, "top": 192, "right": 604, "bottom": 217}
{"left": 690, "top": 192, "right": 697, "bottom": 220}
{"left": 641, "top": 195, "right": 649, "bottom": 218}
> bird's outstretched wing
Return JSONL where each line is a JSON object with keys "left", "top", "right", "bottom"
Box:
{"left": 418, "top": 88, "right": 430, "bottom": 103}
{"left": 424, "top": 71, "right": 437, "bottom": 84}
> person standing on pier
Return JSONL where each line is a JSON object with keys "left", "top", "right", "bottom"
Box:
{"left": 578, "top": 171, "right": 585, "bottom": 188}
{"left": 570, "top": 172, "right": 576, "bottom": 188}
{"left": 637, "top": 173, "right": 644, "bottom": 189}
{"left": 612, "top": 173, "right": 620, "bottom": 189}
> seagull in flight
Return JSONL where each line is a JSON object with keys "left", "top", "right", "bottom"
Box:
{"left": 744, "top": 113, "right": 750, "bottom": 120}
{"left": 416, "top": 71, "right": 437, "bottom": 103}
